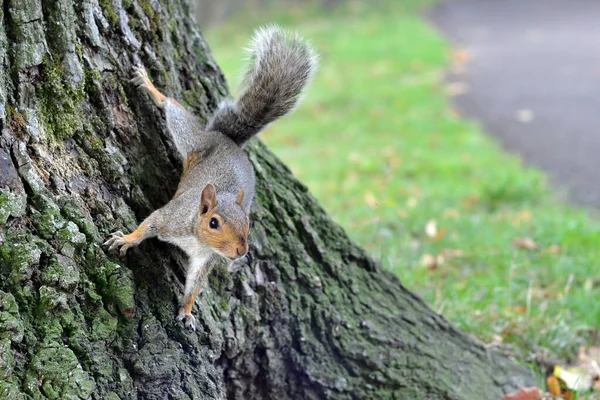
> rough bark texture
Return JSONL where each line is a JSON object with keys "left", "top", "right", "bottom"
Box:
{"left": 0, "top": 1, "right": 535, "bottom": 399}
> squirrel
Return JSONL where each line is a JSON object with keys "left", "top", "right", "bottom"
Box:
{"left": 104, "top": 25, "right": 318, "bottom": 331}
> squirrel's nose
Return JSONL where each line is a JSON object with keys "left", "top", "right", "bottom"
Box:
{"left": 236, "top": 246, "right": 247, "bottom": 257}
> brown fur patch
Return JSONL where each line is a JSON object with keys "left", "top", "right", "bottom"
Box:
{"left": 124, "top": 223, "right": 148, "bottom": 242}
{"left": 142, "top": 75, "right": 184, "bottom": 109}
{"left": 197, "top": 209, "right": 249, "bottom": 259}
{"left": 174, "top": 152, "right": 203, "bottom": 198}
{"left": 182, "top": 152, "right": 202, "bottom": 175}
{"left": 236, "top": 187, "right": 244, "bottom": 206}
{"left": 181, "top": 287, "right": 202, "bottom": 316}
{"left": 143, "top": 77, "right": 167, "bottom": 105}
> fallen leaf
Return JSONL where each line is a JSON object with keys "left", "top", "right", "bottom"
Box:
{"left": 578, "top": 346, "right": 600, "bottom": 379}
{"left": 512, "top": 209, "right": 532, "bottom": 226}
{"left": 445, "top": 81, "right": 470, "bottom": 96}
{"left": 420, "top": 254, "right": 437, "bottom": 270}
{"left": 543, "top": 244, "right": 561, "bottom": 255}
{"left": 563, "top": 391, "right": 575, "bottom": 400}
{"left": 365, "top": 193, "right": 378, "bottom": 208}
{"left": 450, "top": 50, "right": 470, "bottom": 75}
{"left": 436, "top": 254, "right": 445, "bottom": 266}
{"left": 450, "top": 108, "right": 462, "bottom": 117}
{"left": 516, "top": 109, "right": 534, "bottom": 123}
{"left": 513, "top": 237, "right": 539, "bottom": 251}
{"left": 435, "top": 228, "right": 448, "bottom": 241}
{"left": 554, "top": 365, "right": 594, "bottom": 391}
{"left": 453, "top": 49, "right": 470, "bottom": 66}
{"left": 546, "top": 376, "right": 561, "bottom": 396}
{"left": 425, "top": 220, "right": 437, "bottom": 238}
{"left": 502, "top": 387, "right": 542, "bottom": 400}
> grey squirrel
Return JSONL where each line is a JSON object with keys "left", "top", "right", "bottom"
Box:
{"left": 104, "top": 26, "right": 318, "bottom": 331}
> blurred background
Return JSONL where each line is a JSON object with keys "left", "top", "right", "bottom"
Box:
{"left": 194, "top": 0, "right": 600, "bottom": 366}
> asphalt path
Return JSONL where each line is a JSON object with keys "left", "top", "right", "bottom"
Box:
{"left": 429, "top": 0, "right": 600, "bottom": 206}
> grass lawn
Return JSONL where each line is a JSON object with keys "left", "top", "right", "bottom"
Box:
{"left": 205, "top": 0, "right": 600, "bottom": 361}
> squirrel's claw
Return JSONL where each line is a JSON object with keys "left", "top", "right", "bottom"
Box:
{"left": 103, "top": 231, "right": 123, "bottom": 246}
{"left": 103, "top": 231, "right": 137, "bottom": 256}
{"left": 176, "top": 311, "right": 196, "bottom": 332}
{"left": 130, "top": 66, "right": 149, "bottom": 88}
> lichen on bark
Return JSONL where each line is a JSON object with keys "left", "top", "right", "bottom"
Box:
{"left": 0, "top": 0, "right": 534, "bottom": 399}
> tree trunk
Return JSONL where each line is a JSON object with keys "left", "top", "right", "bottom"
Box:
{"left": 0, "top": 1, "right": 534, "bottom": 399}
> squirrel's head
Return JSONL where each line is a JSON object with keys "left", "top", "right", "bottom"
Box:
{"left": 196, "top": 184, "right": 249, "bottom": 260}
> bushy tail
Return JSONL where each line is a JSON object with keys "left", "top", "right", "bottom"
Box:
{"left": 207, "top": 25, "right": 318, "bottom": 146}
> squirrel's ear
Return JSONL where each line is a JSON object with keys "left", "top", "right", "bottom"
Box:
{"left": 236, "top": 187, "right": 244, "bottom": 206}
{"left": 200, "top": 184, "right": 217, "bottom": 214}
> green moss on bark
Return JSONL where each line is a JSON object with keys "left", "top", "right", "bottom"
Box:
{"left": 99, "top": 0, "right": 119, "bottom": 28}
{"left": 36, "top": 58, "right": 86, "bottom": 140}
{"left": 25, "top": 344, "right": 96, "bottom": 399}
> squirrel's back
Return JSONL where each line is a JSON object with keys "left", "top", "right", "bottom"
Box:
{"left": 177, "top": 131, "right": 255, "bottom": 210}
{"left": 207, "top": 25, "right": 318, "bottom": 146}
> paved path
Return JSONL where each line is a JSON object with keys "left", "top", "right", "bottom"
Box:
{"left": 429, "top": 0, "right": 600, "bottom": 206}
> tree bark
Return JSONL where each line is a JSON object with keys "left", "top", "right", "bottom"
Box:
{"left": 0, "top": 1, "right": 534, "bottom": 399}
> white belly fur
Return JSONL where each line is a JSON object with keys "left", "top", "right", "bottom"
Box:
{"left": 163, "top": 235, "right": 212, "bottom": 260}
{"left": 162, "top": 235, "right": 214, "bottom": 297}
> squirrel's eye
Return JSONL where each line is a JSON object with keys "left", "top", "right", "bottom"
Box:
{"left": 209, "top": 218, "right": 219, "bottom": 229}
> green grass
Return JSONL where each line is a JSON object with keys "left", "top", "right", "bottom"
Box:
{"left": 205, "top": 1, "right": 600, "bottom": 361}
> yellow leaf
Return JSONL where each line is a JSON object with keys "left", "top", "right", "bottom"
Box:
{"left": 554, "top": 365, "right": 594, "bottom": 391}
{"left": 365, "top": 193, "right": 378, "bottom": 208}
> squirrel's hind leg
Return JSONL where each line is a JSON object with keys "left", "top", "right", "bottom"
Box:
{"left": 177, "top": 254, "right": 220, "bottom": 332}
{"left": 131, "top": 66, "right": 205, "bottom": 159}
{"left": 131, "top": 66, "right": 173, "bottom": 109}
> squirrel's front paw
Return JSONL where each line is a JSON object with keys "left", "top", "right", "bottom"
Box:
{"left": 130, "top": 66, "right": 150, "bottom": 89}
{"left": 176, "top": 310, "right": 197, "bottom": 332}
{"left": 103, "top": 231, "right": 139, "bottom": 256}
